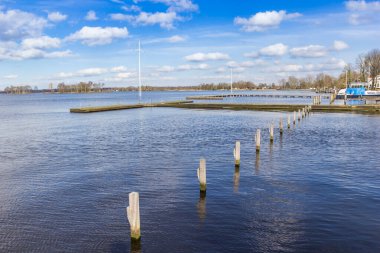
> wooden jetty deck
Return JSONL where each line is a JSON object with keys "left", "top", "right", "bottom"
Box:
{"left": 186, "top": 94, "right": 331, "bottom": 100}
{"left": 70, "top": 100, "right": 380, "bottom": 114}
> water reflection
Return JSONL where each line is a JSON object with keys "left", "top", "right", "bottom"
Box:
{"left": 197, "top": 191, "right": 206, "bottom": 221}
{"left": 233, "top": 167, "right": 240, "bottom": 192}
{"left": 130, "top": 240, "right": 141, "bottom": 253}
{"left": 255, "top": 152, "right": 260, "bottom": 174}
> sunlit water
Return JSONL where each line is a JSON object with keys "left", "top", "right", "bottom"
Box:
{"left": 0, "top": 91, "right": 379, "bottom": 252}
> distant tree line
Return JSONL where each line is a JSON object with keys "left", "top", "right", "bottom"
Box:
{"left": 57, "top": 81, "right": 105, "bottom": 93}
{"left": 4, "top": 85, "right": 33, "bottom": 94}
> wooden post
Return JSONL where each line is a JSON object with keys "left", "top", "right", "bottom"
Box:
{"left": 269, "top": 123, "right": 274, "bottom": 142}
{"left": 233, "top": 141, "right": 240, "bottom": 167}
{"left": 279, "top": 118, "right": 283, "bottom": 134}
{"left": 255, "top": 129, "right": 261, "bottom": 152}
{"left": 287, "top": 114, "right": 291, "bottom": 129}
{"left": 126, "top": 192, "right": 141, "bottom": 241}
{"left": 197, "top": 159, "right": 206, "bottom": 192}
{"left": 293, "top": 111, "right": 296, "bottom": 124}
{"left": 298, "top": 109, "right": 301, "bottom": 121}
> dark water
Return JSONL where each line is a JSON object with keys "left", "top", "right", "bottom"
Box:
{"left": 0, "top": 92, "right": 379, "bottom": 252}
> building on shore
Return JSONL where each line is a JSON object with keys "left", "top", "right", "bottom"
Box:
{"left": 368, "top": 75, "right": 380, "bottom": 89}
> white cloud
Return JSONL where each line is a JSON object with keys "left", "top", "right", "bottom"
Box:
{"left": 157, "top": 65, "right": 175, "bottom": 72}
{"left": 0, "top": 9, "right": 47, "bottom": 40}
{"left": 185, "top": 52, "right": 230, "bottom": 62}
{"left": 146, "top": 35, "right": 186, "bottom": 44}
{"left": 21, "top": 36, "right": 61, "bottom": 49}
{"left": 110, "top": 13, "right": 133, "bottom": 21}
{"left": 134, "top": 11, "right": 180, "bottom": 29}
{"left": 135, "top": 0, "right": 198, "bottom": 12}
{"left": 3, "top": 74, "right": 18, "bottom": 79}
{"left": 0, "top": 40, "right": 72, "bottom": 61}
{"left": 234, "top": 10, "right": 301, "bottom": 32}
{"left": 177, "top": 64, "right": 209, "bottom": 70}
{"left": 85, "top": 10, "right": 98, "bottom": 21}
{"left": 111, "top": 11, "right": 180, "bottom": 29}
{"left": 110, "top": 66, "right": 127, "bottom": 72}
{"left": 116, "top": 72, "right": 135, "bottom": 78}
{"left": 66, "top": 26, "right": 129, "bottom": 46}
{"left": 275, "top": 58, "right": 347, "bottom": 73}
{"left": 345, "top": 0, "right": 380, "bottom": 11}
{"left": 47, "top": 12, "right": 67, "bottom": 22}
{"left": 333, "top": 40, "right": 349, "bottom": 51}
{"left": 259, "top": 43, "right": 288, "bottom": 56}
{"left": 167, "top": 35, "right": 185, "bottom": 42}
{"left": 122, "top": 5, "right": 141, "bottom": 12}
{"left": 290, "top": 45, "right": 327, "bottom": 58}
{"left": 345, "top": 1, "right": 380, "bottom": 25}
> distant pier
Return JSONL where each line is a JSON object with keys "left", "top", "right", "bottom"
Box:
{"left": 186, "top": 94, "right": 332, "bottom": 100}
{"left": 70, "top": 101, "right": 380, "bottom": 114}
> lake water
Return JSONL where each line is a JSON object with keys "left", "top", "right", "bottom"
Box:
{"left": 0, "top": 91, "right": 379, "bottom": 252}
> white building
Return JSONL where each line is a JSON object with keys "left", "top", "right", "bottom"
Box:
{"left": 368, "top": 75, "right": 380, "bottom": 89}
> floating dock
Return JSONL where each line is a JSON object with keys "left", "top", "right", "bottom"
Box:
{"left": 70, "top": 101, "right": 380, "bottom": 114}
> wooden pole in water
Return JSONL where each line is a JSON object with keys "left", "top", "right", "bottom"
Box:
{"left": 197, "top": 159, "right": 206, "bottom": 192}
{"left": 255, "top": 129, "right": 261, "bottom": 152}
{"left": 126, "top": 192, "right": 141, "bottom": 241}
{"left": 287, "top": 114, "right": 291, "bottom": 129}
{"left": 293, "top": 111, "right": 296, "bottom": 124}
{"left": 233, "top": 141, "right": 240, "bottom": 167}
{"left": 269, "top": 123, "right": 274, "bottom": 142}
{"left": 298, "top": 109, "right": 301, "bottom": 121}
{"left": 279, "top": 118, "right": 283, "bottom": 135}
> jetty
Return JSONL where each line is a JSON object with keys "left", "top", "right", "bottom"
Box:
{"left": 186, "top": 94, "right": 332, "bottom": 100}
{"left": 70, "top": 100, "right": 380, "bottom": 114}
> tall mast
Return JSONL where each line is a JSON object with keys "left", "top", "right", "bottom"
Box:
{"left": 138, "top": 40, "right": 142, "bottom": 102}
{"left": 345, "top": 69, "right": 348, "bottom": 89}
{"left": 230, "top": 68, "right": 233, "bottom": 94}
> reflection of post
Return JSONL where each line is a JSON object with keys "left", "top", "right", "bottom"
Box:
{"left": 233, "top": 167, "right": 240, "bottom": 192}
{"left": 293, "top": 111, "right": 296, "bottom": 125}
{"left": 197, "top": 191, "right": 206, "bottom": 220}
{"left": 269, "top": 123, "right": 274, "bottom": 143}
{"left": 126, "top": 192, "right": 141, "bottom": 242}
{"left": 287, "top": 115, "right": 291, "bottom": 129}
{"left": 233, "top": 141, "right": 240, "bottom": 167}
{"left": 255, "top": 129, "right": 261, "bottom": 153}
{"left": 197, "top": 159, "right": 206, "bottom": 193}
{"left": 131, "top": 240, "right": 142, "bottom": 253}
{"left": 279, "top": 118, "right": 283, "bottom": 135}
{"left": 255, "top": 153, "right": 260, "bottom": 174}
{"left": 298, "top": 109, "right": 301, "bottom": 121}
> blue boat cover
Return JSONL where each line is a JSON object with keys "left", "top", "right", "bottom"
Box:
{"left": 346, "top": 87, "right": 365, "bottom": 95}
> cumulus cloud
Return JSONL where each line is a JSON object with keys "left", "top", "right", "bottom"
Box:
{"left": 66, "top": 26, "right": 129, "bottom": 46}
{"left": 333, "top": 40, "right": 349, "bottom": 51}
{"left": 133, "top": 11, "right": 180, "bottom": 29}
{"left": 48, "top": 12, "right": 67, "bottom": 22}
{"left": 57, "top": 66, "right": 134, "bottom": 80}
{"left": 177, "top": 64, "right": 209, "bottom": 70}
{"left": 0, "top": 9, "right": 47, "bottom": 40}
{"left": 185, "top": 52, "right": 230, "bottom": 62}
{"left": 110, "top": 66, "right": 128, "bottom": 73}
{"left": 0, "top": 39, "right": 71, "bottom": 61}
{"left": 167, "top": 35, "right": 185, "bottom": 42}
{"left": 110, "top": 13, "right": 133, "bottom": 21}
{"left": 290, "top": 45, "right": 327, "bottom": 58}
{"left": 234, "top": 10, "right": 301, "bottom": 32}
{"left": 85, "top": 10, "right": 98, "bottom": 21}
{"left": 259, "top": 43, "right": 288, "bottom": 56}
{"left": 21, "top": 36, "right": 61, "bottom": 49}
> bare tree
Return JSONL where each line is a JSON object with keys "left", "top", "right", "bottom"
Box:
{"left": 365, "top": 49, "right": 380, "bottom": 89}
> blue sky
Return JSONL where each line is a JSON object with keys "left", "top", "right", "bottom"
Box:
{"left": 0, "top": 0, "right": 379, "bottom": 89}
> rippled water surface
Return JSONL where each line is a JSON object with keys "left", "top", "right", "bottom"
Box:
{"left": 0, "top": 91, "right": 379, "bottom": 252}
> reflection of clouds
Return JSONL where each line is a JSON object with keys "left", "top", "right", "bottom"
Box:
{"left": 233, "top": 167, "right": 240, "bottom": 193}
